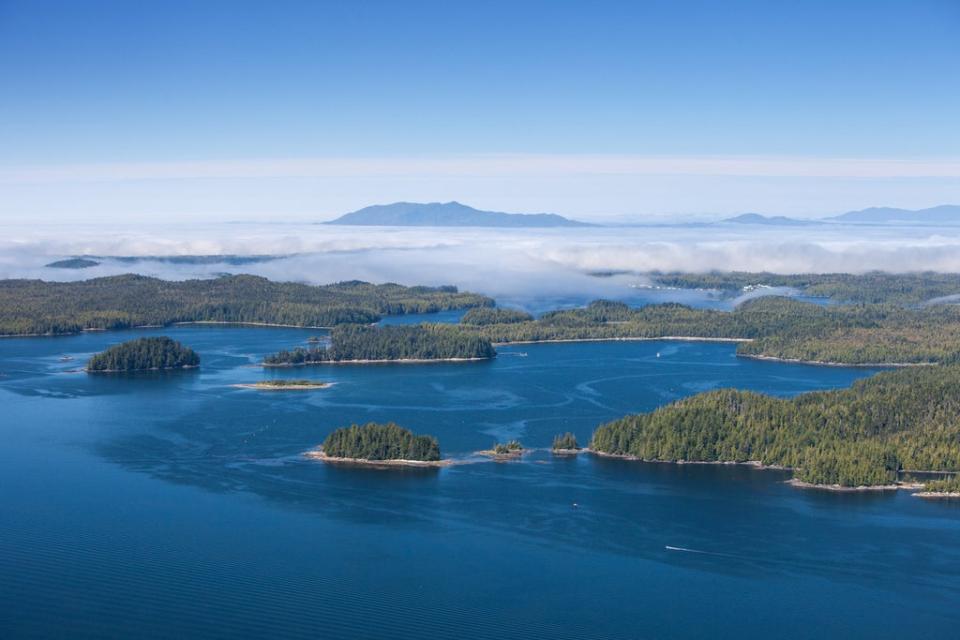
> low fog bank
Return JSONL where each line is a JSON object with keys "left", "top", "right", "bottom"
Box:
{"left": 3, "top": 222, "right": 960, "bottom": 303}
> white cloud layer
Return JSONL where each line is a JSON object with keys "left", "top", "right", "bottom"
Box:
{"left": 4, "top": 223, "right": 960, "bottom": 303}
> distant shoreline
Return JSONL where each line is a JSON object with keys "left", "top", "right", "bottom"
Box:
{"left": 494, "top": 336, "right": 752, "bottom": 347}
{"left": 738, "top": 354, "right": 937, "bottom": 368}
{"left": 264, "top": 356, "right": 492, "bottom": 367}
{"left": 495, "top": 337, "right": 936, "bottom": 368}
{"left": 0, "top": 322, "right": 331, "bottom": 339}
{"left": 175, "top": 321, "right": 332, "bottom": 329}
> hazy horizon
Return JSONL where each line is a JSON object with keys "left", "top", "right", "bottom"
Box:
{"left": 9, "top": 222, "right": 960, "bottom": 306}
{"left": 2, "top": 1, "right": 959, "bottom": 224}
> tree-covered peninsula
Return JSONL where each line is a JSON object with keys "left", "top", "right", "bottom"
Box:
{"left": 590, "top": 364, "right": 960, "bottom": 488}
{"left": 317, "top": 422, "right": 441, "bottom": 463}
{"left": 264, "top": 324, "right": 496, "bottom": 364}
{"left": 87, "top": 337, "right": 200, "bottom": 372}
{"left": 0, "top": 274, "right": 492, "bottom": 336}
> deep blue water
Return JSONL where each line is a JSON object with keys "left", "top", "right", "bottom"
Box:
{"left": 2, "top": 326, "right": 959, "bottom": 639}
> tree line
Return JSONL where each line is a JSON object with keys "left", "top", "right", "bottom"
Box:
{"left": 321, "top": 422, "right": 441, "bottom": 461}
{"left": 0, "top": 274, "right": 493, "bottom": 336}
{"left": 460, "top": 307, "right": 534, "bottom": 325}
{"left": 648, "top": 270, "right": 960, "bottom": 305}
{"left": 264, "top": 324, "right": 496, "bottom": 364}
{"left": 590, "top": 364, "right": 960, "bottom": 487}
{"left": 471, "top": 297, "right": 960, "bottom": 365}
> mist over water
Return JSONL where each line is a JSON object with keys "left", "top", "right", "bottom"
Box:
{"left": 5, "top": 221, "right": 960, "bottom": 304}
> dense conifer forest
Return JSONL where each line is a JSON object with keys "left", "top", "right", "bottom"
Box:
{"left": 646, "top": 271, "right": 960, "bottom": 305}
{"left": 920, "top": 476, "right": 960, "bottom": 494}
{"left": 590, "top": 364, "right": 960, "bottom": 486}
{"left": 87, "top": 337, "right": 199, "bottom": 372}
{"left": 460, "top": 307, "right": 534, "bottom": 325}
{"left": 0, "top": 274, "right": 492, "bottom": 336}
{"left": 474, "top": 297, "right": 960, "bottom": 365}
{"left": 264, "top": 324, "right": 496, "bottom": 364}
{"left": 552, "top": 433, "right": 580, "bottom": 451}
{"left": 321, "top": 422, "right": 441, "bottom": 461}
{"left": 491, "top": 441, "right": 524, "bottom": 455}
{"left": 9, "top": 272, "right": 960, "bottom": 366}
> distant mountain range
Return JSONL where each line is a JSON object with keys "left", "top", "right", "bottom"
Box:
{"left": 723, "top": 213, "right": 816, "bottom": 226}
{"left": 825, "top": 205, "right": 960, "bottom": 224}
{"left": 324, "top": 201, "right": 592, "bottom": 227}
{"left": 723, "top": 205, "right": 960, "bottom": 226}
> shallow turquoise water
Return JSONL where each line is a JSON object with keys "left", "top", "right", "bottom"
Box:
{"left": 1, "top": 326, "right": 958, "bottom": 639}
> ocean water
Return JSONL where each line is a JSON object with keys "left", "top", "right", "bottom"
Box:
{"left": 1, "top": 326, "right": 958, "bottom": 639}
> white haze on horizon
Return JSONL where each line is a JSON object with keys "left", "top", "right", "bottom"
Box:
{"left": 4, "top": 222, "right": 960, "bottom": 301}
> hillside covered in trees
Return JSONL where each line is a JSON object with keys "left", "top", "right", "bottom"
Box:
{"left": 87, "top": 337, "right": 200, "bottom": 372}
{"left": 460, "top": 307, "right": 534, "bottom": 325}
{"left": 320, "top": 422, "right": 441, "bottom": 461}
{"left": 590, "top": 364, "right": 960, "bottom": 487}
{"left": 647, "top": 271, "right": 960, "bottom": 305}
{"left": 473, "top": 297, "right": 960, "bottom": 365}
{"left": 264, "top": 324, "right": 496, "bottom": 364}
{"left": 0, "top": 274, "right": 492, "bottom": 336}
{"left": 9, "top": 272, "right": 960, "bottom": 366}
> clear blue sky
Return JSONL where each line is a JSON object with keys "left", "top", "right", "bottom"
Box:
{"left": 1, "top": 0, "right": 958, "bottom": 220}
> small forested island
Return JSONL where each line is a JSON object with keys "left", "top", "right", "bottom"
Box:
{"left": 308, "top": 422, "right": 444, "bottom": 466}
{"left": 45, "top": 257, "right": 100, "bottom": 269}
{"left": 0, "top": 274, "right": 492, "bottom": 336}
{"left": 552, "top": 432, "right": 581, "bottom": 453}
{"left": 589, "top": 364, "right": 960, "bottom": 489}
{"left": 234, "top": 379, "right": 331, "bottom": 390}
{"left": 87, "top": 337, "right": 199, "bottom": 372}
{"left": 460, "top": 307, "right": 534, "bottom": 325}
{"left": 264, "top": 324, "right": 496, "bottom": 364}
{"left": 479, "top": 440, "right": 525, "bottom": 459}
